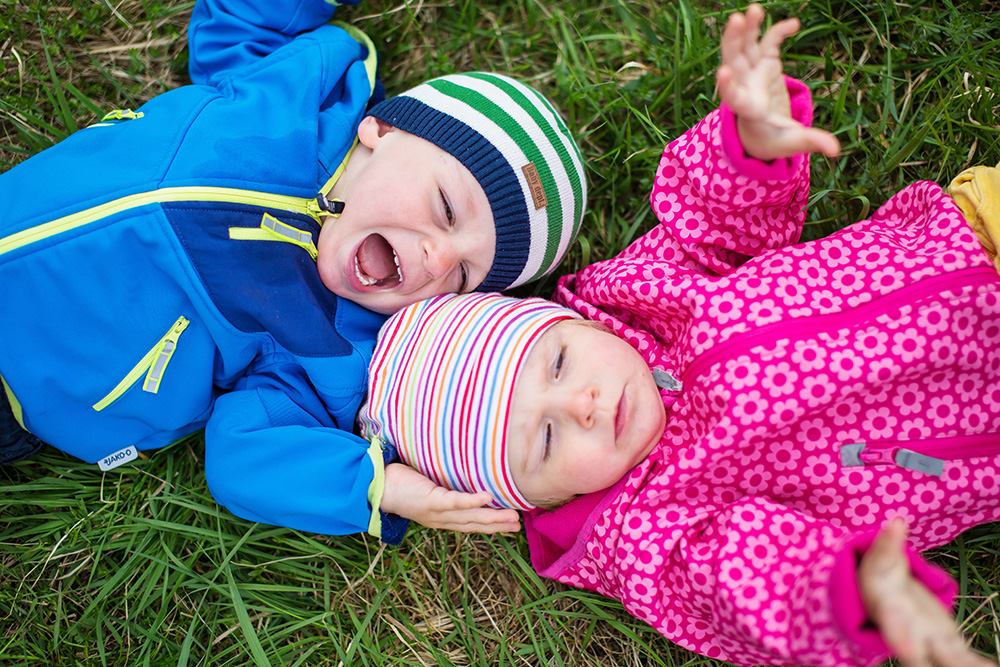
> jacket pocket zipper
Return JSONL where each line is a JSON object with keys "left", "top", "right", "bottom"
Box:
{"left": 841, "top": 432, "right": 1000, "bottom": 476}
{"left": 92, "top": 316, "right": 190, "bottom": 412}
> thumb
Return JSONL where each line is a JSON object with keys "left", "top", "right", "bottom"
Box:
{"left": 866, "top": 518, "right": 911, "bottom": 577}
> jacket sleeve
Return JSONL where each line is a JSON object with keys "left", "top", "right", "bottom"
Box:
{"left": 202, "top": 355, "right": 404, "bottom": 541}
{"left": 559, "top": 495, "right": 956, "bottom": 667}
{"left": 188, "top": 0, "right": 361, "bottom": 86}
{"left": 640, "top": 77, "right": 814, "bottom": 275}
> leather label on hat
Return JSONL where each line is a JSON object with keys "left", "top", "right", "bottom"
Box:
{"left": 522, "top": 162, "right": 548, "bottom": 210}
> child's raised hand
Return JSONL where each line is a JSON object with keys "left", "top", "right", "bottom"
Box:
{"left": 859, "top": 519, "right": 997, "bottom": 667}
{"left": 380, "top": 463, "right": 522, "bottom": 534}
{"left": 717, "top": 3, "right": 840, "bottom": 161}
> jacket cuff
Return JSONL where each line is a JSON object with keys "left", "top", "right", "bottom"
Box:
{"left": 719, "top": 76, "right": 812, "bottom": 181}
{"left": 365, "top": 438, "right": 410, "bottom": 544}
{"left": 829, "top": 531, "right": 958, "bottom": 661}
{"left": 378, "top": 510, "right": 410, "bottom": 545}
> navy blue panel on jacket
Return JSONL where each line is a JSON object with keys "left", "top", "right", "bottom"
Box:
{"left": 165, "top": 202, "right": 352, "bottom": 357}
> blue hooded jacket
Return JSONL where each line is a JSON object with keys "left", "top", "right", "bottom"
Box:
{"left": 0, "top": 0, "right": 402, "bottom": 539}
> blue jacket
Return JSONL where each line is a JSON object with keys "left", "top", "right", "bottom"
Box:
{"left": 0, "top": 0, "right": 402, "bottom": 539}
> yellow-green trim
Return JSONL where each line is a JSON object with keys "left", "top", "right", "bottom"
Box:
{"left": 93, "top": 316, "right": 189, "bottom": 411}
{"left": 1, "top": 374, "right": 26, "bottom": 430}
{"left": 319, "top": 137, "right": 359, "bottom": 199}
{"left": 228, "top": 213, "right": 319, "bottom": 260}
{"left": 101, "top": 109, "right": 144, "bottom": 121}
{"left": 332, "top": 23, "right": 378, "bottom": 95}
{"left": 366, "top": 436, "right": 387, "bottom": 539}
{"left": 142, "top": 317, "right": 189, "bottom": 393}
{"left": 0, "top": 186, "right": 325, "bottom": 258}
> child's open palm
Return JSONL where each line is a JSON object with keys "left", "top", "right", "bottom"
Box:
{"left": 717, "top": 4, "right": 840, "bottom": 161}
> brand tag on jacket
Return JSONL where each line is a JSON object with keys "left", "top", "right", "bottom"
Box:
{"left": 98, "top": 446, "right": 139, "bottom": 471}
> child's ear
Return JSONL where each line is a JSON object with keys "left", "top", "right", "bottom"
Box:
{"left": 357, "top": 116, "right": 394, "bottom": 149}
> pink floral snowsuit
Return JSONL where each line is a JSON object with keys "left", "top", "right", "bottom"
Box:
{"left": 523, "top": 79, "right": 1000, "bottom": 667}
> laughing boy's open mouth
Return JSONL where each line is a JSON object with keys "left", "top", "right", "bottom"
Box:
{"left": 355, "top": 234, "right": 401, "bottom": 288}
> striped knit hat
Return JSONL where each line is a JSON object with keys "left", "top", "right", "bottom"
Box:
{"left": 367, "top": 73, "right": 587, "bottom": 292}
{"left": 358, "top": 293, "right": 580, "bottom": 510}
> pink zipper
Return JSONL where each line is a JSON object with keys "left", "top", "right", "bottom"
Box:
{"left": 682, "top": 266, "right": 998, "bottom": 385}
{"left": 841, "top": 431, "right": 1000, "bottom": 476}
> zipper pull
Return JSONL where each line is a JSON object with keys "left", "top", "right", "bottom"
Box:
{"left": 143, "top": 317, "right": 190, "bottom": 393}
{"left": 840, "top": 443, "right": 944, "bottom": 476}
{"left": 315, "top": 192, "right": 345, "bottom": 216}
{"left": 652, "top": 367, "right": 682, "bottom": 392}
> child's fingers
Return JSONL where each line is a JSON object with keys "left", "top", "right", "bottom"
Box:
{"left": 864, "top": 518, "right": 910, "bottom": 577}
{"left": 439, "top": 489, "right": 496, "bottom": 509}
{"left": 758, "top": 17, "right": 801, "bottom": 58}
{"left": 741, "top": 4, "right": 764, "bottom": 62}
{"left": 742, "top": 124, "right": 841, "bottom": 161}
{"left": 719, "top": 12, "right": 750, "bottom": 71}
{"left": 716, "top": 66, "right": 750, "bottom": 115}
{"left": 802, "top": 127, "right": 841, "bottom": 158}
{"left": 449, "top": 521, "right": 522, "bottom": 534}
{"left": 437, "top": 506, "right": 521, "bottom": 533}
{"left": 876, "top": 518, "right": 910, "bottom": 556}
{"left": 930, "top": 633, "right": 998, "bottom": 667}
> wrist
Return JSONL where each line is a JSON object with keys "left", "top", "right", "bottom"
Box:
{"left": 720, "top": 104, "right": 797, "bottom": 181}
{"left": 378, "top": 463, "right": 404, "bottom": 514}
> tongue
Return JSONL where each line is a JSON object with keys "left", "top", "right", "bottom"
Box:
{"left": 357, "top": 234, "right": 396, "bottom": 281}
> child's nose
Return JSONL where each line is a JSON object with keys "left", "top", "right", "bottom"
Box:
{"left": 564, "top": 385, "right": 597, "bottom": 428}
{"left": 421, "top": 237, "right": 458, "bottom": 279}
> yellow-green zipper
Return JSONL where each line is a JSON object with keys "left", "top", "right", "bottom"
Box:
{"left": 0, "top": 186, "right": 329, "bottom": 258}
{"left": 93, "top": 316, "right": 190, "bottom": 412}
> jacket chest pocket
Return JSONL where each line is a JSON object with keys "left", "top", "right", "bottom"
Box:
{"left": 92, "top": 316, "right": 190, "bottom": 412}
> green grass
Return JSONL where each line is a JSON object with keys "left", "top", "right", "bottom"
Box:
{"left": 2, "top": 0, "right": 1000, "bottom": 665}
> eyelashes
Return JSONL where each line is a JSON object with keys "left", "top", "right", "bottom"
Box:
{"left": 440, "top": 189, "right": 454, "bottom": 225}
{"left": 542, "top": 347, "right": 565, "bottom": 461}
{"left": 439, "top": 188, "right": 469, "bottom": 292}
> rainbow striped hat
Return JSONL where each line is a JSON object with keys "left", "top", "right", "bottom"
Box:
{"left": 367, "top": 73, "right": 587, "bottom": 292}
{"left": 358, "top": 293, "right": 580, "bottom": 509}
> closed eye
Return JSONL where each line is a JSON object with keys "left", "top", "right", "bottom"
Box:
{"left": 439, "top": 188, "right": 467, "bottom": 292}
{"left": 440, "top": 189, "right": 454, "bottom": 226}
{"left": 543, "top": 423, "right": 552, "bottom": 460}
{"left": 554, "top": 348, "right": 565, "bottom": 378}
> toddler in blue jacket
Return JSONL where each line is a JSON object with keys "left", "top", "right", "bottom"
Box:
{"left": 0, "top": 0, "right": 585, "bottom": 543}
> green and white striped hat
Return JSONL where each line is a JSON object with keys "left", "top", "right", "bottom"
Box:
{"left": 367, "top": 72, "right": 586, "bottom": 292}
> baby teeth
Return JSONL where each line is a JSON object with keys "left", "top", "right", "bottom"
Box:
{"left": 355, "top": 257, "right": 377, "bottom": 286}
{"left": 353, "top": 249, "right": 402, "bottom": 288}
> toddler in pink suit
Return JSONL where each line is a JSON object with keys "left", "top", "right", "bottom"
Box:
{"left": 359, "top": 6, "right": 1000, "bottom": 667}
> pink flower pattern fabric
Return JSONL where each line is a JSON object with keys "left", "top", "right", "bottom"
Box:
{"left": 523, "top": 80, "right": 1000, "bottom": 667}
